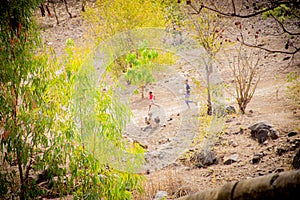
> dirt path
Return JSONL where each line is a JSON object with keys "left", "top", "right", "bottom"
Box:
{"left": 121, "top": 66, "right": 201, "bottom": 172}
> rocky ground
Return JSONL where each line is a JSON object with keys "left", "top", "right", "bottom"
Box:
{"left": 36, "top": 1, "right": 300, "bottom": 199}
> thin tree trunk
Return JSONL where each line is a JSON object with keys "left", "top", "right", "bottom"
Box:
{"left": 63, "top": 0, "right": 72, "bottom": 18}
{"left": 206, "top": 63, "right": 212, "bottom": 115}
{"left": 82, "top": 0, "right": 86, "bottom": 12}
{"left": 51, "top": 2, "right": 59, "bottom": 24}
{"left": 141, "top": 85, "right": 145, "bottom": 99}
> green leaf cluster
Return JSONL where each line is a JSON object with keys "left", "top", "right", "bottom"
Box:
{"left": 262, "top": 4, "right": 298, "bottom": 22}
{"left": 124, "top": 42, "right": 159, "bottom": 98}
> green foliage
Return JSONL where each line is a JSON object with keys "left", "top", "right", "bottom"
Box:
{"left": 286, "top": 71, "right": 299, "bottom": 82}
{"left": 83, "top": 0, "right": 167, "bottom": 44}
{"left": 124, "top": 42, "right": 159, "bottom": 98}
{"left": 61, "top": 39, "right": 145, "bottom": 199}
{"left": 0, "top": 2, "right": 145, "bottom": 199}
{"left": 185, "top": 8, "right": 226, "bottom": 57}
{"left": 262, "top": 4, "right": 297, "bottom": 21}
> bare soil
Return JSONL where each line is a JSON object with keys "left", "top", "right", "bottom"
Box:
{"left": 36, "top": 1, "right": 300, "bottom": 199}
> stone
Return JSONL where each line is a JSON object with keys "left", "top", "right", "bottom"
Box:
{"left": 195, "top": 150, "right": 218, "bottom": 168}
{"left": 269, "top": 128, "right": 279, "bottom": 139}
{"left": 224, "top": 153, "right": 239, "bottom": 165}
{"left": 288, "top": 131, "right": 297, "bottom": 137}
{"left": 292, "top": 149, "right": 300, "bottom": 169}
{"left": 257, "top": 129, "right": 269, "bottom": 144}
{"left": 225, "top": 105, "right": 236, "bottom": 114}
{"left": 154, "top": 191, "right": 168, "bottom": 200}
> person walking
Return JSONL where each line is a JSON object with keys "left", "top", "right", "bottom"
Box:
{"left": 148, "top": 91, "right": 160, "bottom": 113}
{"left": 184, "top": 79, "right": 196, "bottom": 109}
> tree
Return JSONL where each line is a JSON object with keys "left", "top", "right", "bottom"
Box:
{"left": 0, "top": 1, "right": 51, "bottom": 199}
{"left": 0, "top": 1, "right": 145, "bottom": 199}
{"left": 229, "top": 45, "right": 261, "bottom": 114}
{"left": 83, "top": 0, "right": 167, "bottom": 43}
{"left": 124, "top": 42, "right": 159, "bottom": 98}
{"left": 182, "top": 0, "right": 300, "bottom": 59}
{"left": 66, "top": 39, "right": 145, "bottom": 199}
{"left": 181, "top": 3, "right": 228, "bottom": 115}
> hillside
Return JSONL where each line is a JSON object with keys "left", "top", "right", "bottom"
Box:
{"left": 36, "top": 1, "right": 300, "bottom": 199}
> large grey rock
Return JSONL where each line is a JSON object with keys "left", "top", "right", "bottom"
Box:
{"left": 195, "top": 150, "right": 218, "bottom": 168}
{"left": 248, "top": 122, "right": 279, "bottom": 144}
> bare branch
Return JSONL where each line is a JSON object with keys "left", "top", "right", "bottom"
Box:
{"left": 63, "top": 0, "right": 72, "bottom": 18}
{"left": 240, "top": 39, "right": 300, "bottom": 55}
{"left": 188, "top": 1, "right": 298, "bottom": 18}
{"left": 231, "top": 0, "right": 236, "bottom": 15}
{"left": 198, "top": 3, "right": 281, "bottom": 18}
{"left": 271, "top": 15, "right": 300, "bottom": 35}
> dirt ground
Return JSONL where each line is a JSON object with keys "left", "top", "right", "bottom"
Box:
{"left": 36, "top": 1, "right": 300, "bottom": 199}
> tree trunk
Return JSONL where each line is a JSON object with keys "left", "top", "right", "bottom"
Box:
{"left": 206, "top": 63, "right": 212, "bottom": 115}
{"left": 177, "top": 169, "right": 300, "bottom": 200}
{"left": 141, "top": 85, "right": 145, "bottom": 99}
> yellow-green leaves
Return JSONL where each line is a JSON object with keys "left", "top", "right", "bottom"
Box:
{"left": 83, "top": 0, "right": 167, "bottom": 43}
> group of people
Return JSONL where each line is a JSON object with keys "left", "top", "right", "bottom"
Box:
{"left": 148, "top": 79, "right": 196, "bottom": 113}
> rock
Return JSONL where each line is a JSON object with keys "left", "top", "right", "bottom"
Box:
{"left": 142, "top": 125, "right": 152, "bottom": 131}
{"left": 248, "top": 122, "right": 279, "bottom": 143}
{"left": 288, "top": 131, "right": 298, "bottom": 137}
{"left": 154, "top": 191, "right": 168, "bottom": 200}
{"left": 225, "top": 119, "right": 233, "bottom": 123}
{"left": 292, "top": 149, "right": 300, "bottom": 169}
{"left": 276, "top": 147, "right": 288, "bottom": 156}
{"left": 167, "top": 117, "right": 172, "bottom": 121}
{"left": 231, "top": 141, "right": 238, "bottom": 147}
{"left": 229, "top": 139, "right": 238, "bottom": 147}
{"left": 269, "top": 128, "right": 279, "bottom": 139}
{"left": 252, "top": 153, "right": 264, "bottom": 164}
{"left": 154, "top": 116, "right": 160, "bottom": 124}
{"left": 225, "top": 105, "right": 236, "bottom": 114}
{"left": 223, "top": 153, "right": 239, "bottom": 165}
{"left": 248, "top": 122, "right": 272, "bottom": 133}
{"left": 195, "top": 150, "right": 218, "bottom": 168}
{"left": 257, "top": 129, "right": 269, "bottom": 144}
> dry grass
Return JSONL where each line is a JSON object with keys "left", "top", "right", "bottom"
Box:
{"left": 134, "top": 168, "right": 194, "bottom": 199}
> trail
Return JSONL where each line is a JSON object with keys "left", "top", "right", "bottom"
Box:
{"left": 123, "top": 71, "right": 200, "bottom": 172}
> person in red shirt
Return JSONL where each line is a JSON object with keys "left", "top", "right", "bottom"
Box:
{"left": 148, "top": 91, "right": 160, "bottom": 113}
